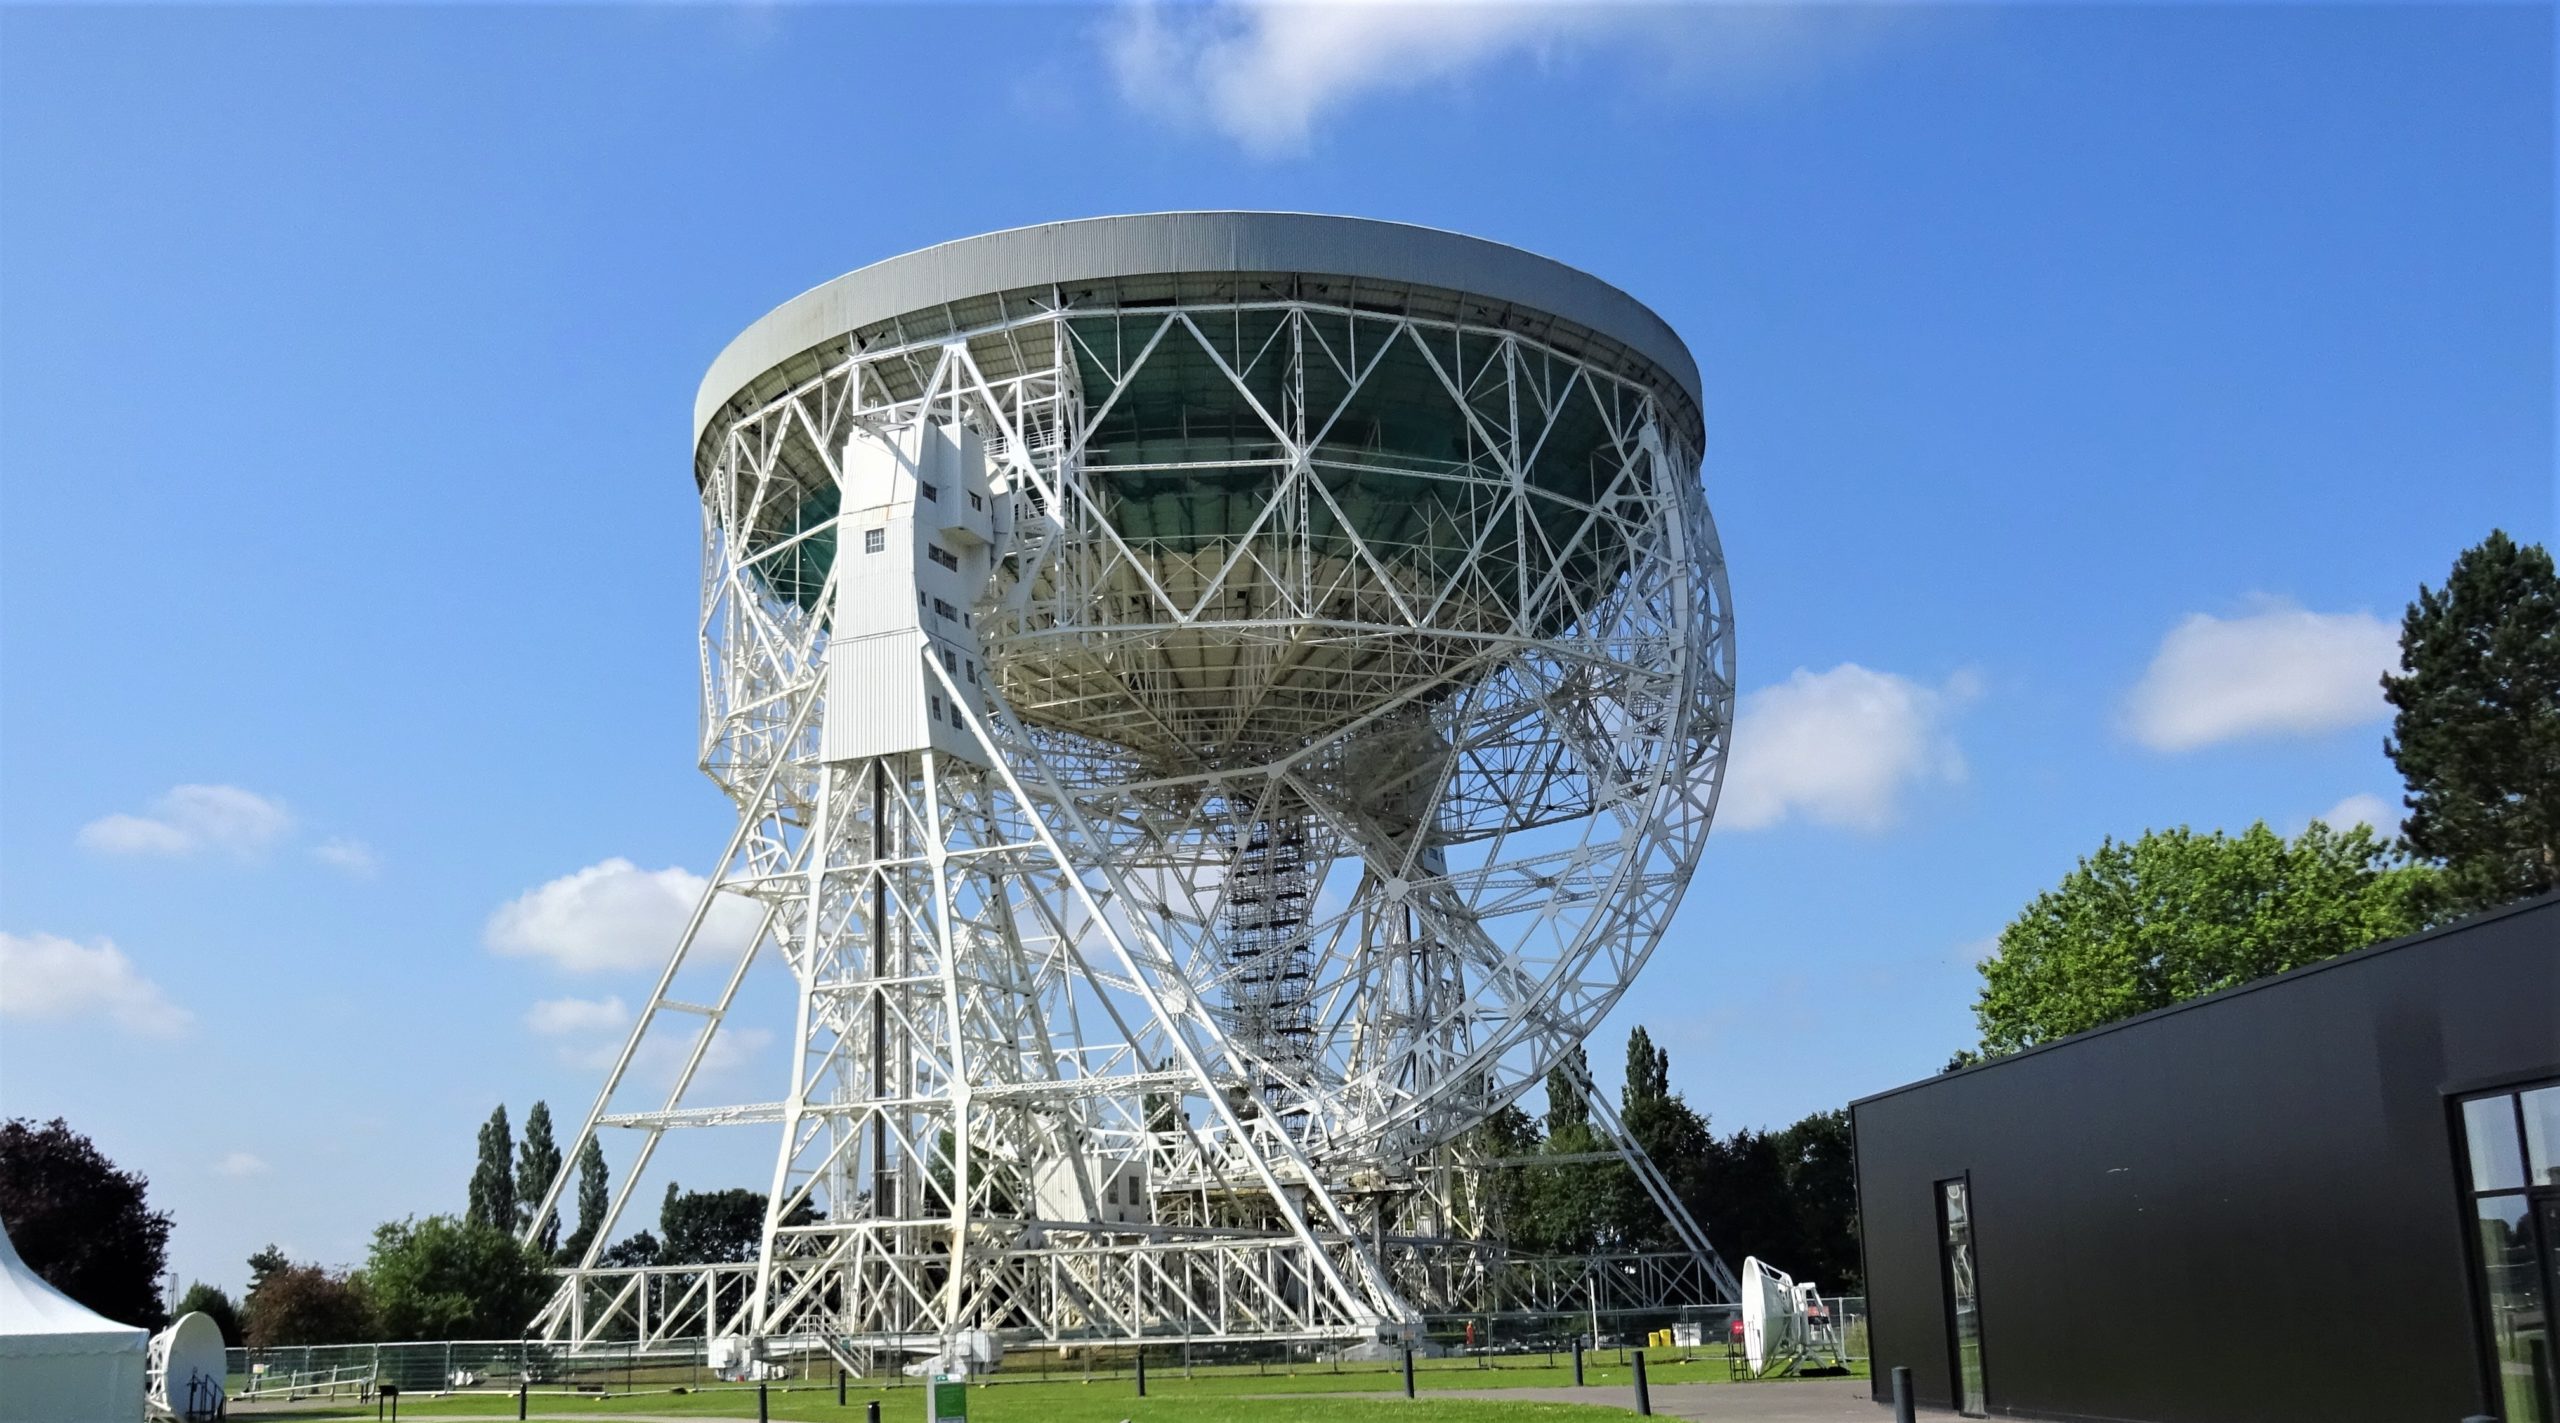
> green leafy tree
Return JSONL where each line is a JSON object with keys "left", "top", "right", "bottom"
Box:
{"left": 560, "top": 1137, "right": 609, "bottom": 1264}
{"left": 173, "top": 1281, "right": 244, "bottom": 1346}
{"left": 243, "top": 1263, "right": 373, "bottom": 1346}
{"left": 245, "top": 1244, "right": 288, "bottom": 1298}
{"left": 0, "top": 1117, "right": 173, "bottom": 1328}
{"left": 1973, "top": 820, "right": 2432, "bottom": 1054}
{"left": 1610, "top": 1028, "right": 1714, "bottom": 1251}
{"left": 2385, "top": 530, "right": 2560, "bottom": 917}
{"left": 1769, "top": 1109, "right": 1861, "bottom": 1292}
{"left": 660, "top": 1183, "right": 797, "bottom": 1264}
{"left": 515, "top": 1102, "right": 564, "bottom": 1255}
{"left": 364, "top": 1214, "right": 554, "bottom": 1341}
{"left": 1516, "top": 1045, "right": 1613, "bottom": 1255}
{"left": 466, "top": 1105, "right": 514, "bottom": 1232}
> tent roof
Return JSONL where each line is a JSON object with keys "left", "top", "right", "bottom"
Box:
{"left": 0, "top": 1221, "right": 148, "bottom": 1354}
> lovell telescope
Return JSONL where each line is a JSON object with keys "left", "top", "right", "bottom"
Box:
{"left": 525, "top": 212, "right": 1747, "bottom": 1373}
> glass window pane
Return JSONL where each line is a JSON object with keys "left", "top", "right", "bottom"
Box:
{"left": 2473, "top": 1195, "right": 2550, "bottom": 1423}
{"left": 2522, "top": 1086, "right": 2560, "bottom": 1189}
{"left": 1940, "top": 1179, "right": 1985, "bottom": 1415}
{"left": 2466, "top": 1094, "right": 2527, "bottom": 1191}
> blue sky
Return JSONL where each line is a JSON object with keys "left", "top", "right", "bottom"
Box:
{"left": 1, "top": 2, "right": 2549, "bottom": 1298}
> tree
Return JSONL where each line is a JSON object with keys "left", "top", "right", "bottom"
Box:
{"left": 1611, "top": 1027, "right": 1714, "bottom": 1251}
{"left": 2385, "top": 530, "right": 2560, "bottom": 918}
{"left": 515, "top": 1102, "right": 564, "bottom": 1255}
{"left": 1972, "top": 821, "right": 2433, "bottom": 1054}
{"left": 466, "top": 1105, "right": 515, "bottom": 1232}
{"left": 173, "top": 1282, "right": 244, "bottom": 1346}
{"left": 660, "top": 1183, "right": 795, "bottom": 1264}
{"left": 245, "top": 1263, "right": 373, "bottom": 1346}
{"left": 1769, "top": 1109, "right": 1861, "bottom": 1292}
{"left": 560, "top": 1137, "right": 609, "bottom": 1264}
{"left": 0, "top": 1117, "right": 172, "bottom": 1328}
{"left": 364, "top": 1215, "right": 555, "bottom": 1342}
{"left": 246, "top": 1244, "right": 289, "bottom": 1299}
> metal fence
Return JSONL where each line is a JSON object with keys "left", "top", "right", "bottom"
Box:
{"left": 223, "top": 1296, "right": 1864, "bottom": 1400}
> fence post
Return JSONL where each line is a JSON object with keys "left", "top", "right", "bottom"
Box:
{"left": 1633, "top": 1350, "right": 1651, "bottom": 1417}
{"left": 1892, "top": 1365, "right": 1915, "bottom": 1423}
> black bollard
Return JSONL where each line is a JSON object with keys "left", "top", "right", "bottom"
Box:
{"left": 757, "top": 1381, "right": 769, "bottom": 1423}
{"left": 1572, "top": 1337, "right": 1585, "bottom": 1386}
{"left": 1136, "top": 1347, "right": 1148, "bottom": 1398}
{"left": 517, "top": 1381, "right": 528, "bottom": 1420}
{"left": 838, "top": 1368, "right": 847, "bottom": 1407}
{"left": 1892, "top": 1365, "right": 1915, "bottom": 1423}
{"left": 867, "top": 1401, "right": 882, "bottom": 1423}
{"left": 1632, "top": 1350, "right": 1651, "bottom": 1417}
{"left": 1402, "top": 1345, "right": 1416, "bottom": 1399}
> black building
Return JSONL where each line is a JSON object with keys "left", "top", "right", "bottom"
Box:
{"left": 1852, "top": 894, "right": 2558, "bottom": 1423}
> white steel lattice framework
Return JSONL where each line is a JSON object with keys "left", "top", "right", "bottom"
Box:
{"left": 527, "top": 215, "right": 1738, "bottom": 1361}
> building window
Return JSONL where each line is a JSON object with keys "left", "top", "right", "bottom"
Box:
{"left": 863, "top": 528, "right": 885, "bottom": 554}
{"left": 918, "top": 481, "right": 940, "bottom": 503}
{"left": 966, "top": 659, "right": 977, "bottom": 685}
{"left": 928, "top": 693, "right": 943, "bottom": 720}
{"left": 1937, "top": 1176, "right": 1987, "bottom": 1417}
{"left": 950, "top": 700, "right": 965, "bottom": 729}
{"left": 968, "top": 491, "right": 983, "bottom": 511}
{"left": 2458, "top": 1081, "right": 2560, "bottom": 1423}
{"left": 928, "top": 544, "right": 959, "bottom": 571}
{"left": 933, "top": 598, "right": 957, "bottom": 622}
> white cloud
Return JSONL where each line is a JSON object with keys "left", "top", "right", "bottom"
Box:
{"left": 526, "top": 995, "right": 632, "bottom": 1037}
{"left": 1718, "top": 664, "right": 1975, "bottom": 832}
{"left": 0, "top": 932, "right": 192, "bottom": 1037}
{"left": 77, "top": 784, "right": 294, "bottom": 858}
{"left": 2124, "top": 600, "right": 2398, "bottom": 752}
{"left": 1107, "top": 0, "right": 1639, "bottom": 156}
{"left": 2315, "top": 793, "right": 2401, "bottom": 835}
{"left": 485, "top": 858, "right": 763, "bottom": 974}
{"left": 311, "top": 837, "right": 380, "bottom": 877}
{"left": 215, "top": 1151, "right": 271, "bottom": 1178}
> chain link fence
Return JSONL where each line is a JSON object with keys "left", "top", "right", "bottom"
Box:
{"left": 224, "top": 1298, "right": 1866, "bottom": 1403}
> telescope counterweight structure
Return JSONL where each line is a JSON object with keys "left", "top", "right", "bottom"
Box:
{"left": 530, "top": 213, "right": 1738, "bottom": 1361}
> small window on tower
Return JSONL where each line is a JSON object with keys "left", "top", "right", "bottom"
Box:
{"left": 966, "top": 659, "right": 977, "bottom": 685}
{"left": 968, "top": 491, "right": 984, "bottom": 511}
{"left": 933, "top": 598, "right": 957, "bottom": 621}
{"left": 918, "top": 481, "right": 940, "bottom": 503}
{"left": 928, "top": 544, "right": 959, "bottom": 571}
{"left": 929, "top": 694, "right": 943, "bottom": 719}
{"left": 863, "top": 528, "right": 885, "bottom": 554}
{"left": 951, "top": 700, "right": 966, "bottom": 729}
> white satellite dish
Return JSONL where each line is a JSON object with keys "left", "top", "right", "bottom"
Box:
{"left": 145, "top": 1311, "right": 227, "bottom": 1421}
{"left": 1740, "top": 1256, "right": 1800, "bottom": 1373}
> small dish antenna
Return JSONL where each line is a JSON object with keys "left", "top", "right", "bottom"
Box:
{"left": 146, "top": 1311, "right": 226, "bottom": 1421}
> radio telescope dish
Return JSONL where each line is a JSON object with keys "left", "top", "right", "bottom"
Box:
{"left": 145, "top": 1311, "right": 225, "bottom": 1421}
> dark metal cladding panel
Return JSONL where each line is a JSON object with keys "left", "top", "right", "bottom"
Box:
{"left": 1852, "top": 894, "right": 2560, "bottom": 1423}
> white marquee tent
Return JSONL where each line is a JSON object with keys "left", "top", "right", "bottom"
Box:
{"left": 0, "top": 1220, "right": 146, "bottom": 1423}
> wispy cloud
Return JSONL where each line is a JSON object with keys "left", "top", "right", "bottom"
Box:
{"left": 0, "top": 931, "right": 192, "bottom": 1037}
{"left": 1106, "top": 0, "right": 1641, "bottom": 156}
{"left": 215, "top": 1151, "right": 271, "bottom": 1178}
{"left": 485, "top": 858, "right": 762, "bottom": 974}
{"left": 1718, "top": 665, "right": 1977, "bottom": 832}
{"left": 311, "top": 836, "right": 380, "bottom": 878}
{"left": 77, "top": 784, "right": 293, "bottom": 858}
{"left": 2314, "top": 792, "right": 2400, "bottom": 835}
{"left": 526, "top": 994, "right": 632, "bottom": 1037}
{"left": 2124, "top": 599, "right": 2397, "bottom": 752}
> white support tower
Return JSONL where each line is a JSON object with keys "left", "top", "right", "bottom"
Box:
{"left": 527, "top": 213, "right": 1739, "bottom": 1363}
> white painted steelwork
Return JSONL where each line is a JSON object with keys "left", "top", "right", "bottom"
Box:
{"left": 529, "top": 214, "right": 1738, "bottom": 1359}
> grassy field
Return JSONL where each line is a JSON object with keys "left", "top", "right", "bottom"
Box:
{"left": 234, "top": 1351, "right": 1865, "bottom": 1421}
